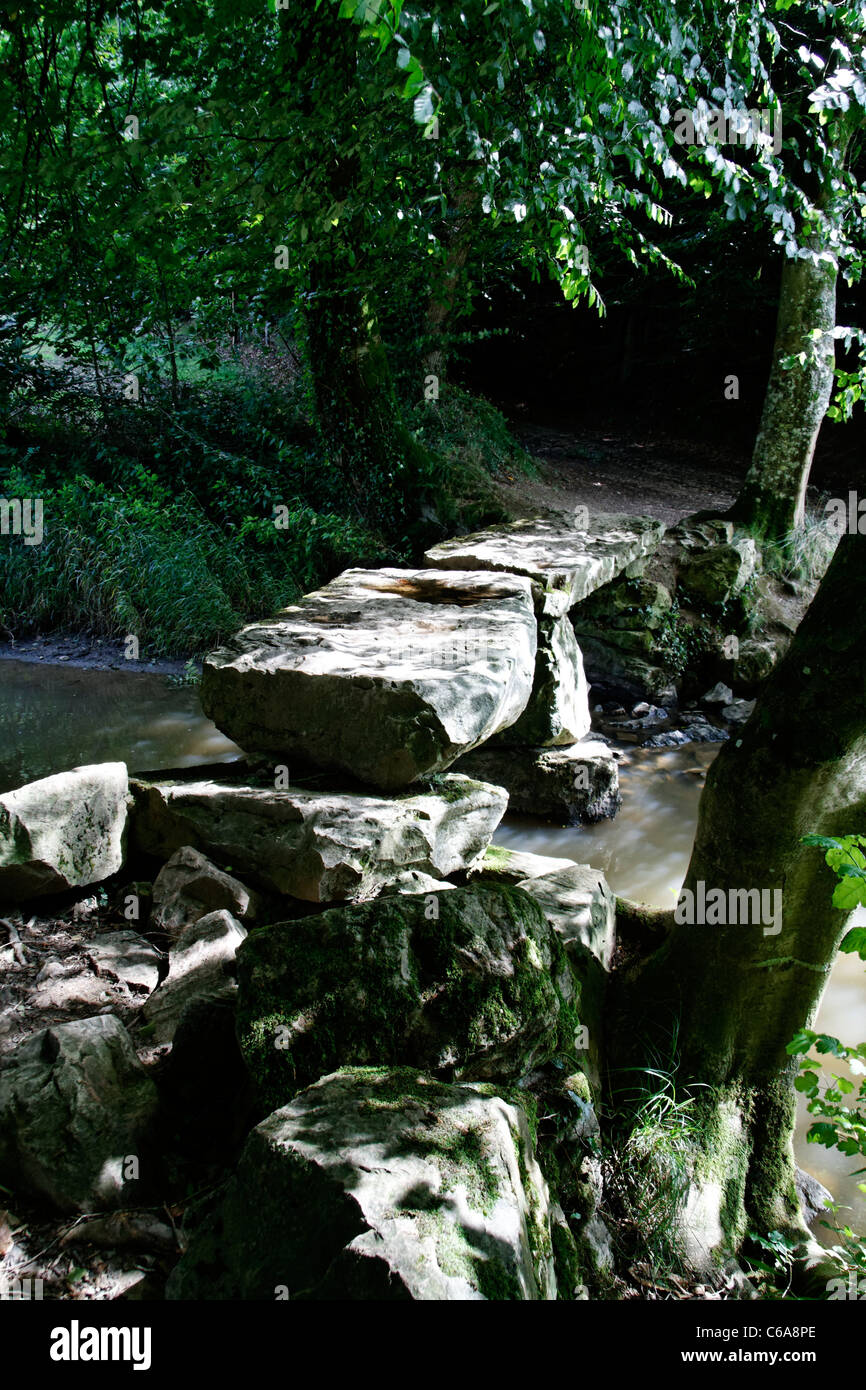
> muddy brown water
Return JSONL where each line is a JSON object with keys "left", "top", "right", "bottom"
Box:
{"left": 0, "top": 659, "right": 862, "bottom": 1241}
{"left": 0, "top": 659, "right": 239, "bottom": 793}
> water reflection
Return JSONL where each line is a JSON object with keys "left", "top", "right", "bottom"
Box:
{"left": 0, "top": 660, "right": 239, "bottom": 792}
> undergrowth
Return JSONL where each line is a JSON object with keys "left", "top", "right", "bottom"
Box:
{"left": 0, "top": 354, "right": 524, "bottom": 654}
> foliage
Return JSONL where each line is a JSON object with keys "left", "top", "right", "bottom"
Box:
{"left": 0, "top": 0, "right": 862, "bottom": 558}
{"left": 760, "top": 510, "right": 841, "bottom": 587}
{"left": 603, "top": 1044, "right": 712, "bottom": 1277}
{"left": 800, "top": 833, "right": 866, "bottom": 914}
{"left": 0, "top": 354, "right": 535, "bottom": 651}
{"left": 653, "top": 595, "right": 716, "bottom": 676}
{"left": 1, "top": 0, "right": 864, "bottom": 626}
{"left": 0, "top": 461, "right": 381, "bottom": 656}
{"left": 166, "top": 660, "right": 203, "bottom": 689}
{"left": 406, "top": 386, "right": 536, "bottom": 483}
{"left": 4, "top": 2, "right": 862, "bottom": 436}
{"left": 787, "top": 833, "right": 866, "bottom": 1271}
{"left": 744, "top": 1228, "right": 803, "bottom": 1298}
{"left": 828, "top": 329, "right": 866, "bottom": 422}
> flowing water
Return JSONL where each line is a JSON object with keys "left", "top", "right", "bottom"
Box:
{"left": 0, "top": 660, "right": 863, "bottom": 1240}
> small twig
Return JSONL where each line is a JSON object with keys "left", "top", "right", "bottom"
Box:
{"left": 162, "top": 1202, "right": 184, "bottom": 1253}
{"left": 0, "top": 919, "right": 27, "bottom": 966}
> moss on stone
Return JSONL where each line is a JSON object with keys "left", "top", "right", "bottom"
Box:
{"left": 416, "top": 1211, "right": 522, "bottom": 1300}
{"left": 551, "top": 1218, "right": 583, "bottom": 1300}
{"left": 347, "top": 1068, "right": 535, "bottom": 1299}
{"left": 236, "top": 884, "right": 579, "bottom": 1112}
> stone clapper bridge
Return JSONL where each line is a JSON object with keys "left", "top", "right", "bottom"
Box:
{"left": 0, "top": 511, "right": 669, "bottom": 1301}
{"left": 200, "top": 509, "right": 665, "bottom": 802}
{"left": 0, "top": 511, "right": 666, "bottom": 916}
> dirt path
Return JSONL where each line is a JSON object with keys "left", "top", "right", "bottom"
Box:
{"left": 495, "top": 422, "right": 746, "bottom": 524}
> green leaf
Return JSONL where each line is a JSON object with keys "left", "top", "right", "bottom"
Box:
{"left": 807, "top": 1122, "right": 840, "bottom": 1148}
{"left": 841, "top": 927, "right": 866, "bottom": 960}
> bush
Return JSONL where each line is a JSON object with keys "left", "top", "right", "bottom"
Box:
{"left": 1, "top": 351, "right": 534, "bottom": 653}
{"left": 0, "top": 464, "right": 385, "bottom": 656}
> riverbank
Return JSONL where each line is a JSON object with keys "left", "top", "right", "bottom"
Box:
{"left": 0, "top": 635, "right": 195, "bottom": 679}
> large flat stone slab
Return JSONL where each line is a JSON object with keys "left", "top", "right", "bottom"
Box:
{"left": 200, "top": 568, "right": 537, "bottom": 790}
{"left": 0, "top": 763, "right": 129, "bottom": 903}
{"left": 130, "top": 772, "right": 508, "bottom": 903}
{"left": 425, "top": 515, "right": 665, "bottom": 616}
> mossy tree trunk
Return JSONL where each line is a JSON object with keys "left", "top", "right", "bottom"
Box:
{"left": 732, "top": 241, "right": 837, "bottom": 543}
{"left": 732, "top": 112, "right": 859, "bottom": 546}
{"left": 304, "top": 263, "right": 411, "bottom": 523}
{"left": 621, "top": 531, "right": 866, "bottom": 1260}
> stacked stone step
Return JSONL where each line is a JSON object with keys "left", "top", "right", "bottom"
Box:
{"left": 133, "top": 565, "right": 531, "bottom": 905}
{"left": 197, "top": 516, "right": 662, "bottom": 827}
{"left": 423, "top": 512, "right": 665, "bottom": 822}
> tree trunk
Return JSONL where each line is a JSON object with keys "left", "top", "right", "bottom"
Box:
{"left": 731, "top": 101, "right": 860, "bottom": 547}
{"left": 620, "top": 531, "right": 866, "bottom": 1264}
{"left": 273, "top": 1, "right": 430, "bottom": 528}
{"left": 304, "top": 264, "right": 411, "bottom": 522}
{"left": 731, "top": 245, "right": 837, "bottom": 542}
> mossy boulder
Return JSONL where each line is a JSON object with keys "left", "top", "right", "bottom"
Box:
{"left": 166, "top": 1067, "right": 558, "bottom": 1300}
{"left": 573, "top": 576, "right": 673, "bottom": 633}
{"left": 515, "top": 866, "right": 615, "bottom": 1089}
{"left": 235, "top": 883, "right": 584, "bottom": 1112}
{"left": 729, "top": 635, "right": 780, "bottom": 692}
{"left": 570, "top": 575, "right": 678, "bottom": 700}
{"left": 678, "top": 538, "right": 758, "bottom": 608}
{"left": 516, "top": 865, "right": 615, "bottom": 969}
